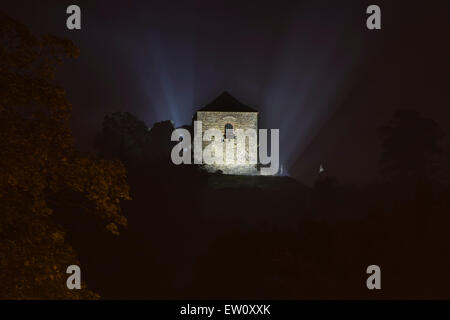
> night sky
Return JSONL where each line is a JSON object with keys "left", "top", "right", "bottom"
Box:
{"left": 3, "top": 0, "right": 448, "bottom": 185}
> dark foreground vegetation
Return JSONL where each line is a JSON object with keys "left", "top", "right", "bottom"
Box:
{"left": 1, "top": 12, "right": 450, "bottom": 299}
{"left": 64, "top": 107, "right": 449, "bottom": 299}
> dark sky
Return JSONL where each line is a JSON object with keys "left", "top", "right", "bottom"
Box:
{"left": 3, "top": 0, "right": 449, "bottom": 185}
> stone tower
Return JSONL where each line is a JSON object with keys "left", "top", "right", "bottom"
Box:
{"left": 195, "top": 91, "right": 258, "bottom": 175}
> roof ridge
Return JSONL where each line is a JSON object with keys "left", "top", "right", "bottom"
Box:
{"left": 198, "top": 91, "right": 257, "bottom": 112}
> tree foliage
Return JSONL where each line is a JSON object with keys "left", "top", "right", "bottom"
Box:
{"left": 95, "top": 114, "right": 175, "bottom": 171}
{"left": 94, "top": 112, "right": 150, "bottom": 165}
{"left": 0, "top": 12, "right": 130, "bottom": 299}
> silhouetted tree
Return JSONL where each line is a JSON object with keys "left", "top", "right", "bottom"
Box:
{"left": 0, "top": 12, "right": 130, "bottom": 299}
{"left": 146, "top": 120, "right": 176, "bottom": 165}
{"left": 95, "top": 112, "right": 150, "bottom": 165}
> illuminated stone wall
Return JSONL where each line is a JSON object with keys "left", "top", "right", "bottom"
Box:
{"left": 196, "top": 111, "right": 258, "bottom": 175}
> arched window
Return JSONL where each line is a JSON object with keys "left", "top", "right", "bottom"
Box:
{"left": 225, "top": 123, "right": 234, "bottom": 139}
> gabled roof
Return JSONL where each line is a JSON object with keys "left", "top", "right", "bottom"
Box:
{"left": 198, "top": 91, "right": 257, "bottom": 112}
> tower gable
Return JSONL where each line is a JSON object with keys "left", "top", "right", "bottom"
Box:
{"left": 198, "top": 91, "right": 257, "bottom": 113}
